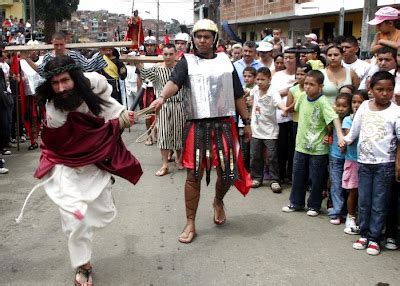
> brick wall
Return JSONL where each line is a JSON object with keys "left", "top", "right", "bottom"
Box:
{"left": 221, "top": 0, "right": 313, "bottom": 22}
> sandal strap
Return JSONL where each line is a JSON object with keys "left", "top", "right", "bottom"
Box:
{"left": 76, "top": 266, "right": 92, "bottom": 282}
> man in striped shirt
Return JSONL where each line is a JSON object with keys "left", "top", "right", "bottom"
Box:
{"left": 24, "top": 32, "right": 107, "bottom": 78}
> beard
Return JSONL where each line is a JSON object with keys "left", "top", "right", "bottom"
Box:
{"left": 53, "top": 88, "right": 84, "bottom": 112}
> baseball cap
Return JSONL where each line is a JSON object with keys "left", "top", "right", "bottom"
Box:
{"left": 305, "top": 33, "right": 318, "bottom": 41}
{"left": 256, "top": 42, "right": 273, "bottom": 52}
{"left": 368, "top": 6, "right": 399, "bottom": 25}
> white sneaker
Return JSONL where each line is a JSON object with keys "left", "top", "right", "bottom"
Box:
{"left": 344, "top": 217, "right": 360, "bottom": 235}
{"left": 353, "top": 237, "right": 368, "bottom": 250}
{"left": 344, "top": 214, "right": 351, "bottom": 229}
{"left": 0, "top": 167, "right": 8, "bottom": 174}
{"left": 384, "top": 238, "right": 399, "bottom": 250}
{"left": 307, "top": 209, "right": 319, "bottom": 217}
{"left": 282, "top": 204, "right": 298, "bottom": 213}
{"left": 366, "top": 241, "right": 380, "bottom": 256}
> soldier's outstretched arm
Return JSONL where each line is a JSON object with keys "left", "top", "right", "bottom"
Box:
{"left": 150, "top": 81, "right": 179, "bottom": 111}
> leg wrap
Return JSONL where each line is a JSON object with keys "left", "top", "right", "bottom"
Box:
{"left": 215, "top": 168, "right": 230, "bottom": 201}
{"left": 184, "top": 171, "right": 201, "bottom": 219}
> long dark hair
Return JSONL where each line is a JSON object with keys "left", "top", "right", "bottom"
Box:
{"left": 36, "top": 55, "right": 109, "bottom": 116}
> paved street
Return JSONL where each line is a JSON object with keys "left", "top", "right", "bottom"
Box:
{"left": 1, "top": 120, "right": 400, "bottom": 286}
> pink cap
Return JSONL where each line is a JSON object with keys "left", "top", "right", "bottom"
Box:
{"left": 368, "top": 6, "right": 399, "bottom": 25}
{"left": 305, "top": 33, "right": 317, "bottom": 41}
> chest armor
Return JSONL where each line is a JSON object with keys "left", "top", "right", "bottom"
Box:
{"left": 185, "top": 53, "right": 235, "bottom": 120}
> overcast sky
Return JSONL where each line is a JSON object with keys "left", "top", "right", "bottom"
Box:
{"left": 78, "top": 0, "right": 194, "bottom": 24}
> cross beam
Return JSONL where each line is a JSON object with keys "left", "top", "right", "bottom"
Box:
{"left": 4, "top": 41, "right": 134, "bottom": 51}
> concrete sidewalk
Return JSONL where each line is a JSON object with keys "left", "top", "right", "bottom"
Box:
{"left": 0, "top": 121, "right": 399, "bottom": 285}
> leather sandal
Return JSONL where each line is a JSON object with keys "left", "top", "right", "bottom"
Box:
{"left": 178, "top": 227, "right": 196, "bottom": 243}
{"left": 74, "top": 266, "right": 93, "bottom": 286}
{"left": 28, "top": 143, "right": 38, "bottom": 150}
{"left": 155, "top": 166, "right": 169, "bottom": 176}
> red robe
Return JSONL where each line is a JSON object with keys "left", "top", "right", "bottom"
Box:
{"left": 35, "top": 111, "right": 143, "bottom": 185}
{"left": 124, "top": 16, "right": 144, "bottom": 50}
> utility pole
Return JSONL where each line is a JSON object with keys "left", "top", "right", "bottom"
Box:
{"left": 156, "top": 0, "right": 160, "bottom": 45}
{"left": 338, "top": 7, "right": 345, "bottom": 36}
{"left": 30, "top": 0, "right": 36, "bottom": 38}
{"left": 360, "top": 0, "right": 377, "bottom": 59}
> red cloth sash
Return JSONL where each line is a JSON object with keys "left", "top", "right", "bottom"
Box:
{"left": 34, "top": 112, "right": 143, "bottom": 185}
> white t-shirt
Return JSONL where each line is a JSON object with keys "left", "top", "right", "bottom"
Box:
{"left": 276, "top": 95, "right": 292, "bottom": 123}
{"left": 359, "top": 65, "right": 395, "bottom": 89}
{"left": 250, "top": 85, "right": 281, "bottom": 139}
{"left": 344, "top": 100, "right": 400, "bottom": 164}
{"left": 271, "top": 70, "right": 296, "bottom": 96}
{"left": 342, "top": 58, "right": 370, "bottom": 83}
{"left": 20, "top": 57, "right": 44, "bottom": 95}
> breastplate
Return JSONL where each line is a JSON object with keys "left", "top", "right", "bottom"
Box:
{"left": 185, "top": 53, "right": 236, "bottom": 120}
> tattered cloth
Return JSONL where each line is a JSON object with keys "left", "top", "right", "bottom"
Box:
{"left": 35, "top": 111, "right": 143, "bottom": 184}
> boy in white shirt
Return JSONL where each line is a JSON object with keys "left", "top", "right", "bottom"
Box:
{"left": 344, "top": 71, "right": 400, "bottom": 256}
{"left": 250, "top": 67, "right": 284, "bottom": 193}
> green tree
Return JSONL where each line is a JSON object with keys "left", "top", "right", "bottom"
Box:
{"left": 165, "top": 18, "right": 181, "bottom": 35}
{"left": 36, "top": 0, "right": 79, "bottom": 42}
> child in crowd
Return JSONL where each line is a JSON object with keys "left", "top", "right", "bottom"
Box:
{"left": 342, "top": 89, "right": 369, "bottom": 234}
{"left": 287, "top": 63, "right": 312, "bottom": 139}
{"left": 243, "top": 66, "right": 257, "bottom": 114}
{"left": 339, "top": 84, "right": 356, "bottom": 95}
{"left": 328, "top": 93, "right": 352, "bottom": 225}
{"left": 384, "top": 90, "right": 400, "bottom": 250}
{"left": 250, "top": 67, "right": 283, "bottom": 193}
{"left": 306, "top": 44, "right": 325, "bottom": 70}
{"left": 239, "top": 66, "right": 257, "bottom": 171}
{"left": 276, "top": 82, "right": 294, "bottom": 184}
{"left": 282, "top": 70, "right": 345, "bottom": 216}
{"left": 344, "top": 71, "right": 400, "bottom": 256}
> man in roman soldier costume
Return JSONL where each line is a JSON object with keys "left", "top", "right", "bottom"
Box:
{"left": 174, "top": 32, "right": 190, "bottom": 59}
{"left": 136, "top": 35, "right": 159, "bottom": 145}
{"left": 124, "top": 10, "right": 144, "bottom": 50}
{"left": 150, "top": 19, "right": 252, "bottom": 243}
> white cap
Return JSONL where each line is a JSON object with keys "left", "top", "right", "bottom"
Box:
{"left": 256, "top": 42, "right": 273, "bottom": 52}
{"left": 305, "top": 33, "right": 318, "bottom": 41}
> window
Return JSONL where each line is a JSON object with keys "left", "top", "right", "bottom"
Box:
{"left": 250, "top": 32, "right": 255, "bottom": 41}
{"left": 241, "top": 32, "right": 247, "bottom": 42}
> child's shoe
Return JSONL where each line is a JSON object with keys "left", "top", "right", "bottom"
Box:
{"left": 366, "top": 241, "right": 380, "bottom": 256}
{"left": 330, "top": 217, "right": 341, "bottom": 225}
{"left": 384, "top": 238, "right": 398, "bottom": 250}
{"left": 353, "top": 237, "right": 368, "bottom": 250}
{"left": 306, "top": 209, "right": 319, "bottom": 217}
{"left": 282, "top": 204, "right": 300, "bottom": 213}
{"left": 344, "top": 216, "right": 360, "bottom": 235}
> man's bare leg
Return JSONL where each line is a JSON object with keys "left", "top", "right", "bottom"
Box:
{"left": 156, "top": 149, "right": 169, "bottom": 176}
{"left": 213, "top": 167, "right": 230, "bottom": 225}
{"left": 145, "top": 118, "right": 153, "bottom": 145}
{"left": 179, "top": 169, "right": 202, "bottom": 243}
{"left": 176, "top": 150, "right": 184, "bottom": 170}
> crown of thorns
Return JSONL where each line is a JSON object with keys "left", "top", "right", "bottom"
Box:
{"left": 45, "top": 63, "right": 81, "bottom": 79}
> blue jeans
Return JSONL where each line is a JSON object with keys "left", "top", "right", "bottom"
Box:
{"left": 328, "top": 156, "right": 345, "bottom": 219}
{"left": 289, "top": 151, "right": 329, "bottom": 210}
{"left": 358, "top": 163, "right": 395, "bottom": 242}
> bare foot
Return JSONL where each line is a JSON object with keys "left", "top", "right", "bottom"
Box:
{"left": 213, "top": 199, "right": 226, "bottom": 225}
